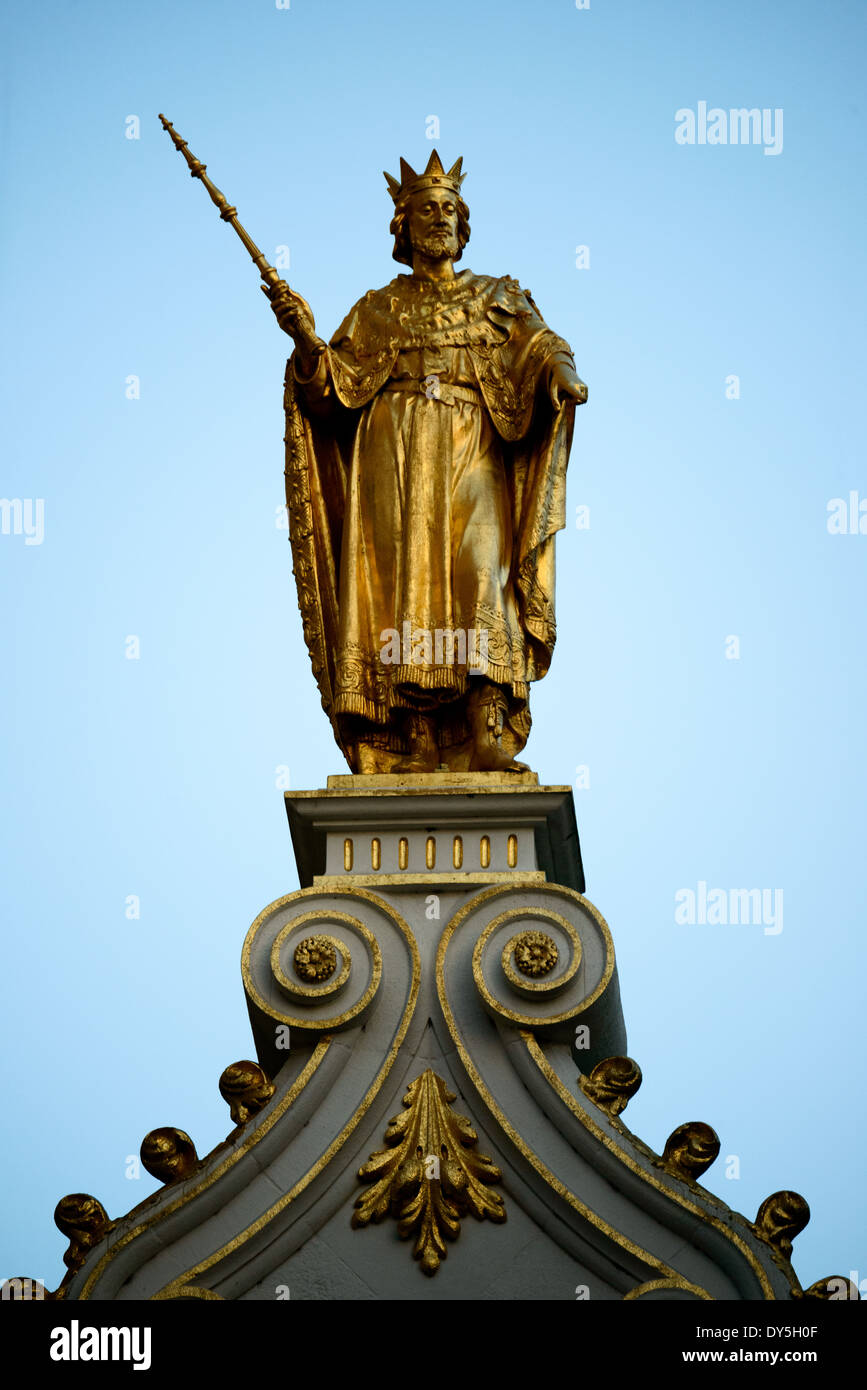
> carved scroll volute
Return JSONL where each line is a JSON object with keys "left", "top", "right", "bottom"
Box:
{"left": 242, "top": 892, "right": 389, "bottom": 1069}
{"left": 450, "top": 884, "right": 626, "bottom": 1066}
{"left": 140, "top": 1128, "right": 199, "bottom": 1185}
{"left": 753, "top": 1191, "right": 810, "bottom": 1259}
{"left": 794, "top": 1275, "right": 860, "bottom": 1301}
{"left": 219, "top": 1060, "right": 276, "bottom": 1128}
{"left": 54, "top": 1194, "right": 113, "bottom": 1278}
{"left": 579, "top": 1056, "right": 643, "bottom": 1117}
{"left": 659, "top": 1122, "right": 721, "bottom": 1183}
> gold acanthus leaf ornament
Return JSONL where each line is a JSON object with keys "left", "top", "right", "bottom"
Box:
{"left": 352, "top": 1069, "right": 506, "bottom": 1275}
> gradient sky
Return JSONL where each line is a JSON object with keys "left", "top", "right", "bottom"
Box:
{"left": 1, "top": 0, "right": 865, "bottom": 1295}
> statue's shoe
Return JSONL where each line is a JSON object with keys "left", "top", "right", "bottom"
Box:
{"left": 469, "top": 738, "right": 531, "bottom": 774}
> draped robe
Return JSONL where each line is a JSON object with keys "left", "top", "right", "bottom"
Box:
{"left": 283, "top": 267, "right": 577, "bottom": 767}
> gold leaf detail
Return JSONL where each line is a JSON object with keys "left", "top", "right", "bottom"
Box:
{"left": 140, "top": 1128, "right": 199, "bottom": 1185}
{"left": 512, "top": 930, "right": 558, "bottom": 977}
{"left": 294, "top": 935, "right": 338, "bottom": 982}
{"left": 352, "top": 1069, "right": 506, "bottom": 1275}
{"left": 578, "top": 1055, "right": 643, "bottom": 1117}
{"left": 753, "top": 1190, "right": 810, "bottom": 1260}
{"left": 218, "top": 1060, "right": 275, "bottom": 1128}
{"left": 659, "top": 1121, "right": 720, "bottom": 1183}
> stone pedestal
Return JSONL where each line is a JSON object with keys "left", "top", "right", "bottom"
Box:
{"left": 53, "top": 773, "right": 814, "bottom": 1302}
{"left": 243, "top": 772, "right": 621, "bottom": 1077}
{"left": 285, "top": 770, "right": 585, "bottom": 891}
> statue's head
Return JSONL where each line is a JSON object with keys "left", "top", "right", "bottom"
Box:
{"left": 384, "top": 150, "right": 470, "bottom": 267}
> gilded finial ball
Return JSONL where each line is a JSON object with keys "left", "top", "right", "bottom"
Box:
{"left": 580, "top": 1056, "right": 643, "bottom": 1116}
{"left": 53, "top": 1193, "right": 112, "bottom": 1271}
{"left": 219, "top": 1060, "right": 275, "bottom": 1126}
{"left": 54, "top": 1193, "right": 110, "bottom": 1241}
{"left": 661, "top": 1122, "right": 721, "bottom": 1182}
{"left": 140, "top": 1128, "right": 198, "bottom": 1184}
{"left": 755, "top": 1191, "right": 811, "bottom": 1257}
{"left": 1, "top": 1276, "right": 47, "bottom": 1301}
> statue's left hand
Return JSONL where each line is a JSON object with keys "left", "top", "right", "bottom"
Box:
{"left": 548, "top": 361, "right": 588, "bottom": 409}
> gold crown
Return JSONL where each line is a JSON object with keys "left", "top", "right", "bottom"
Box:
{"left": 384, "top": 149, "right": 466, "bottom": 205}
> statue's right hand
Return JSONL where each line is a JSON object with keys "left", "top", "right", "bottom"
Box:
{"left": 264, "top": 280, "right": 317, "bottom": 344}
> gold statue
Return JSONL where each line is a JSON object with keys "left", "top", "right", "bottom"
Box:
{"left": 274, "top": 152, "right": 587, "bottom": 773}
{"left": 159, "top": 123, "right": 587, "bottom": 772}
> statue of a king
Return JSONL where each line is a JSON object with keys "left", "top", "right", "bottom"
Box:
{"left": 269, "top": 151, "right": 587, "bottom": 774}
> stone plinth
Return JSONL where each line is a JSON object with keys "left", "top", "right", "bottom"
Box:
{"left": 51, "top": 773, "right": 817, "bottom": 1303}
{"left": 284, "top": 770, "right": 585, "bottom": 891}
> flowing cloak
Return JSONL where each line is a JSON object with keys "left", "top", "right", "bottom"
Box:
{"left": 283, "top": 268, "right": 577, "bottom": 761}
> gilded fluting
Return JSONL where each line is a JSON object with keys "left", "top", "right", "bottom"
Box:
{"left": 352, "top": 1069, "right": 506, "bottom": 1275}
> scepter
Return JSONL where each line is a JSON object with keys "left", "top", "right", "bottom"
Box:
{"left": 158, "top": 115, "right": 285, "bottom": 301}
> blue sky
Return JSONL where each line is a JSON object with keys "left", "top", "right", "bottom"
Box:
{"left": 1, "top": 0, "right": 865, "bottom": 1294}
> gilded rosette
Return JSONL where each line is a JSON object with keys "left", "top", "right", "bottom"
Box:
{"left": 442, "top": 883, "right": 622, "bottom": 1052}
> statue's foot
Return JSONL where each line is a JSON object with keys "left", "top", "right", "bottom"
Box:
{"left": 393, "top": 754, "right": 438, "bottom": 772}
{"left": 350, "top": 739, "right": 414, "bottom": 774}
{"left": 436, "top": 737, "right": 474, "bottom": 772}
{"left": 393, "top": 714, "right": 439, "bottom": 773}
{"left": 467, "top": 681, "right": 531, "bottom": 773}
{"left": 469, "top": 743, "right": 531, "bottom": 774}
{"left": 352, "top": 740, "right": 386, "bottom": 774}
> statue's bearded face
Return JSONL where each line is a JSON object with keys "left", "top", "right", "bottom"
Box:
{"left": 407, "top": 187, "right": 460, "bottom": 260}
